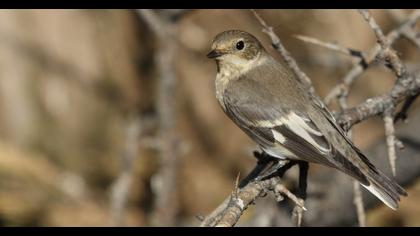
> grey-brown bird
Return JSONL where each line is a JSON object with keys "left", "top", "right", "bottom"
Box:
{"left": 207, "top": 29, "right": 406, "bottom": 210}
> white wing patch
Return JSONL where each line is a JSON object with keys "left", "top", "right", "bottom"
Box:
{"left": 289, "top": 113, "right": 323, "bottom": 137}
{"left": 282, "top": 112, "right": 331, "bottom": 153}
{"left": 255, "top": 112, "right": 332, "bottom": 155}
{"left": 262, "top": 130, "right": 298, "bottom": 160}
{"left": 254, "top": 118, "right": 283, "bottom": 127}
{"left": 272, "top": 129, "right": 286, "bottom": 143}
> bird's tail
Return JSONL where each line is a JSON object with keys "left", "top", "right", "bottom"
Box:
{"left": 360, "top": 167, "right": 407, "bottom": 210}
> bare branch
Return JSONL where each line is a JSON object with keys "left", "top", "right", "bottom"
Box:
{"left": 138, "top": 9, "right": 180, "bottom": 226}
{"left": 358, "top": 10, "right": 389, "bottom": 49}
{"left": 337, "top": 71, "right": 420, "bottom": 130}
{"left": 358, "top": 9, "right": 406, "bottom": 78}
{"left": 201, "top": 157, "right": 305, "bottom": 227}
{"left": 294, "top": 34, "right": 367, "bottom": 62}
{"left": 325, "top": 10, "right": 420, "bottom": 105}
{"left": 384, "top": 112, "right": 398, "bottom": 176}
{"left": 353, "top": 181, "right": 366, "bottom": 227}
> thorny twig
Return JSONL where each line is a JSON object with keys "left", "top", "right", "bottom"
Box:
{"left": 200, "top": 154, "right": 305, "bottom": 227}
{"left": 354, "top": 9, "right": 413, "bottom": 176}
{"left": 324, "top": 10, "right": 420, "bottom": 105}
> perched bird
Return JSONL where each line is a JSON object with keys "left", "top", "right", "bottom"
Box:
{"left": 207, "top": 29, "right": 406, "bottom": 210}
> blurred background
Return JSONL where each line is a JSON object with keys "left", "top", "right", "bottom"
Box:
{"left": 0, "top": 9, "right": 419, "bottom": 226}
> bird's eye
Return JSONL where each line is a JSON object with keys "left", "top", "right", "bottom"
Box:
{"left": 236, "top": 41, "right": 244, "bottom": 50}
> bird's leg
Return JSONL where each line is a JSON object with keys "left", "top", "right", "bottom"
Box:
{"left": 252, "top": 152, "right": 296, "bottom": 182}
{"left": 292, "top": 161, "right": 309, "bottom": 227}
{"left": 239, "top": 151, "right": 277, "bottom": 188}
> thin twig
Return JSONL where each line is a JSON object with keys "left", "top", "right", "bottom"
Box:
{"left": 384, "top": 112, "right": 398, "bottom": 176}
{"left": 200, "top": 156, "right": 303, "bottom": 227}
{"left": 294, "top": 34, "right": 367, "bottom": 62}
{"left": 358, "top": 9, "right": 405, "bottom": 78}
{"left": 358, "top": 10, "right": 389, "bottom": 49}
{"left": 109, "top": 114, "right": 142, "bottom": 226}
{"left": 353, "top": 181, "right": 366, "bottom": 227}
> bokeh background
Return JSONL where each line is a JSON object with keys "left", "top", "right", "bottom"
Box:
{"left": 0, "top": 9, "right": 419, "bottom": 226}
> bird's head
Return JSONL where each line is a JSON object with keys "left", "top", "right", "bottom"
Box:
{"left": 207, "top": 30, "right": 265, "bottom": 68}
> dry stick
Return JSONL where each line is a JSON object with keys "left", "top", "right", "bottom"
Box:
{"left": 294, "top": 34, "right": 367, "bottom": 62}
{"left": 352, "top": 181, "right": 366, "bottom": 227}
{"left": 357, "top": 9, "right": 412, "bottom": 177}
{"left": 137, "top": 9, "right": 180, "bottom": 226}
{"left": 358, "top": 10, "right": 389, "bottom": 49}
{"left": 384, "top": 112, "right": 398, "bottom": 176}
{"left": 324, "top": 10, "right": 420, "bottom": 105}
{"left": 338, "top": 71, "right": 420, "bottom": 130}
{"left": 358, "top": 10, "right": 405, "bottom": 77}
{"left": 201, "top": 158, "right": 306, "bottom": 227}
{"left": 109, "top": 115, "right": 142, "bottom": 226}
{"left": 213, "top": 178, "right": 274, "bottom": 227}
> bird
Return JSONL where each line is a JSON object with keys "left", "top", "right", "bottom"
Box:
{"left": 206, "top": 29, "right": 407, "bottom": 210}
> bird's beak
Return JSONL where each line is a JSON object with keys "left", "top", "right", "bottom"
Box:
{"left": 206, "top": 49, "right": 224, "bottom": 59}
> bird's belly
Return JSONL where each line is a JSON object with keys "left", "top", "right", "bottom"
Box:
{"left": 261, "top": 145, "right": 300, "bottom": 160}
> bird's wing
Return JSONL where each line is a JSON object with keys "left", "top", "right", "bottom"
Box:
{"left": 223, "top": 78, "right": 369, "bottom": 185}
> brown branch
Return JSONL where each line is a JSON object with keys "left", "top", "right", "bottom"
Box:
{"left": 137, "top": 9, "right": 180, "bottom": 226}
{"left": 336, "top": 10, "right": 420, "bottom": 130}
{"left": 324, "top": 10, "right": 420, "bottom": 105}
{"left": 358, "top": 10, "right": 389, "bottom": 49}
{"left": 200, "top": 156, "right": 305, "bottom": 227}
{"left": 358, "top": 9, "right": 406, "bottom": 78}
{"left": 294, "top": 34, "right": 367, "bottom": 62}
